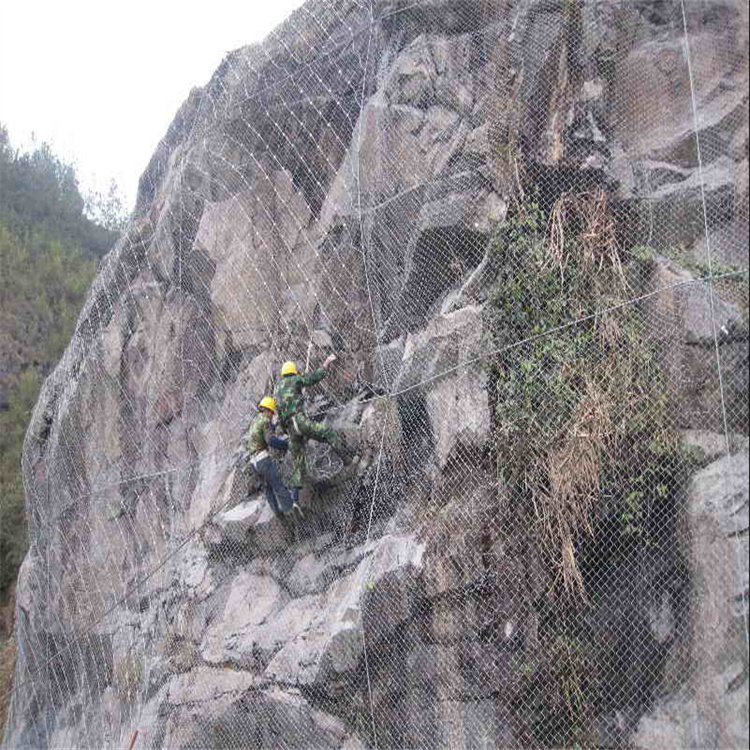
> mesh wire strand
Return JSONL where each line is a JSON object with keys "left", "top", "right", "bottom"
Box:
{"left": 3, "top": 1, "right": 749, "bottom": 749}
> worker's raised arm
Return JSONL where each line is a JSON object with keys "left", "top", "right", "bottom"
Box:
{"left": 300, "top": 353, "right": 337, "bottom": 387}
{"left": 300, "top": 368, "right": 327, "bottom": 387}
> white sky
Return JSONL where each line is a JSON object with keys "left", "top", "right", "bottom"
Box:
{"left": 0, "top": 0, "right": 306, "bottom": 212}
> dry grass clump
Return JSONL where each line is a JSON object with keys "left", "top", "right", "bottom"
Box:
{"left": 487, "top": 189, "right": 680, "bottom": 600}
{"left": 544, "top": 188, "right": 626, "bottom": 287}
{"left": 539, "top": 379, "right": 613, "bottom": 597}
{"left": 536, "top": 193, "right": 639, "bottom": 597}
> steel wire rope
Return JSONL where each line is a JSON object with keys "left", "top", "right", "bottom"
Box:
{"left": 317, "top": 269, "right": 749, "bottom": 412}
{"left": 680, "top": 0, "right": 750, "bottom": 670}
{"left": 40, "top": 347, "right": 63, "bottom": 745}
{"left": 4, "top": 266, "right": 746, "bottom": 719}
{"left": 351, "top": 2, "right": 380, "bottom": 745}
{"left": 46, "top": 347, "right": 70, "bottom": 745}
{"left": 14, "top": 262, "right": 749, "bottom": 549}
{"left": 5, "top": 5, "right": 416, "bottom": 739}
{"left": 278, "top": 2, "right": 385, "bottom": 734}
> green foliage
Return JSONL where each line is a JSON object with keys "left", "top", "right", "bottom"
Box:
{"left": 0, "top": 222, "right": 97, "bottom": 596}
{"left": 484, "top": 192, "right": 685, "bottom": 578}
{"left": 519, "top": 632, "right": 597, "bottom": 747}
{"left": 0, "top": 129, "right": 104, "bottom": 603}
{"left": 0, "top": 124, "right": 124, "bottom": 258}
{"left": 0, "top": 221, "right": 97, "bottom": 369}
{"left": 0, "top": 369, "right": 38, "bottom": 596}
{"left": 0, "top": 630, "right": 16, "bottom": 737}
{"left": 629, "top": 244, "right": 658, "bottom": 262}
{"left": 485, "top": 190, "right": 693, "bottom": 743}
{"left": 85, "top": 178, "right": 129, "bottom": 233}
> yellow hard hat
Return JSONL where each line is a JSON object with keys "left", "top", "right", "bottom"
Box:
{"left": 258, "top": 396, "right": 276, "bottom": 413}
{"left": 281, "top": 361, "right": 298, "bottom": 377}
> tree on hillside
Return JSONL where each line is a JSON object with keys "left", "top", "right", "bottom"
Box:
{"left": 0, "top": 369, "right": 38, "bottom": 596}
{"left": 0, "top": 124, "right": 11, "bottom": 160}
{"left": 0, "top": 128, "right": 115, "bottom": 605}
{"left": 0, "top": 124, "right": 127, "bottom": 258}
{"left": 0, "top": 222, "right": 99, "bottom": 599}
{"left": 85, "top": 178, "right": 129, "bottom": 233}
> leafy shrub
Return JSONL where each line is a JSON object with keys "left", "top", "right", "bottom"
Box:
{"left": 0, "top": 133, "right": 102, "bottom": 603}
{"left": 484, "top": 190, "right": 686, "bottom": 595}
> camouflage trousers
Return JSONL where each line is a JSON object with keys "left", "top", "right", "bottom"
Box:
{"left": 282, "top": 412, "right": 343, "bottom": 488}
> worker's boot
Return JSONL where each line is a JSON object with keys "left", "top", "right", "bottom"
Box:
{"left": 291, "top": 487, "right": 305, "bottom": 518}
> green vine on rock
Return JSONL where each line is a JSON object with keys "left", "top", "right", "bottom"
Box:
{"left": 483, "top": 189, "right": 686, "bottom": 597}
{"left": 483, "top": 189, "right": 699, "bottom": 746}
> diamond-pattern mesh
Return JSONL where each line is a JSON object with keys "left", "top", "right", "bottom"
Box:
{"left": 2, "top": 1, "right": 748, "bottom": 749}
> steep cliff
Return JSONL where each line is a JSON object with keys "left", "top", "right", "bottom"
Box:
{"left": 4, "top": 1, "right": 748, "bottom": 748}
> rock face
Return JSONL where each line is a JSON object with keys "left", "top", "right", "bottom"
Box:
{"left": 645, "top": 256, "right": 749, "bottom": 434}
{"left": 4, "top": 1, "right": 748, "bottom": 749}
{"left": 634, "top": 451, "right": 749, "bottom": 750}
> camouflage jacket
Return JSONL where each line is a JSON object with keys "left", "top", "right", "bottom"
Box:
{"left": 243, "top": 412, "right": 275, "bottom": 456}
{"left": 273, "top": 368, "right": 327, "bottom": 423}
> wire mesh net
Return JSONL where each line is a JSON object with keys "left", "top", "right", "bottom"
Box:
{"left": 2, "top": 1, "right": 748, "bottom": 748}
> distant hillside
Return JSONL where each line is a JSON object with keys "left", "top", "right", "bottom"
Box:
{"left": 0, "top": 124, "right": 127, "bottom": 731}
{"left": 0, "top": 126, "right": 119, "bottom": 259}
{"left": 0, "top": 124, "right": 125, "bottom": 605}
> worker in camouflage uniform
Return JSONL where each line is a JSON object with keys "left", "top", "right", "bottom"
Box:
{"left": 244, "top": 396, "right": 301, "bottom": 517}
{"left": 273, "top": 356, "right": 355, "bottom": 490}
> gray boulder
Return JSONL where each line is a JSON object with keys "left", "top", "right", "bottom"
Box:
{"left": 634, "top": 452, "right": 749, "bottom": 750}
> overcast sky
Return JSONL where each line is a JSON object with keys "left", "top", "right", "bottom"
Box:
{"left": 0, "top": 0, "right": 305, "bottom": 212}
